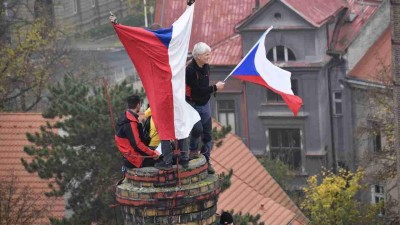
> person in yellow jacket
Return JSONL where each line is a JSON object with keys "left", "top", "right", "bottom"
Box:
{"left": 144, "top": 107, "right": 160, "bottom": 149}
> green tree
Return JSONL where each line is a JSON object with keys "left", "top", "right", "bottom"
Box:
{"left": 0, "top": 0, "right": 70, "bottom": 111}
{"left": 218, "top": 210, "right": 264, "bottom": 225}
{"left": 259, "top": 157, "right": 292, "bottom": 189}
{"left": 232, "top": 211, "right": 264, "bottom": 225}
{"left": 219, "top": 169, "right": 233, "bottom": 192}
{"left": 302, "top": 169, "right": 384, "bottom": 225}
{"left": 353, "top": 60, "right": 400, "bottom": 223}
{"left": 212, "top": 125, "right": 231, "bottom": 147}
{"left": 21, "top": 75, "right": 143, "bottom": 224}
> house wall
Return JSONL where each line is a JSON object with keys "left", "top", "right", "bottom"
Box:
{"left": 215, "top": 0, "right": 343, "bottom": 179}
{"left": 207, "top": 0, "right": 390, "bottom": 190}
{"left": 345, "top": 0, "right": 390, "bottom": 71}
{"left": 349, "top": 83, "right": 398, "bottom": 205}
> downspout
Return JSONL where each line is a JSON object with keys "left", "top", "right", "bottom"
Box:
{"left": 327, "top": 57, "right": 342, "bottom": 173}
{"left": 326, "top": 6, "right": 348, "bottom": 173}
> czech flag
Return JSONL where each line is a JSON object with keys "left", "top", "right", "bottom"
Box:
{"left": 230, "top": 26, "right": 303, "bottom": 116}
{"left": 112, "top": 4, "right": 200, "bottom": 140}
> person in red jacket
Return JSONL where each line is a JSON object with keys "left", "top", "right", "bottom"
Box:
{"left": 115, "top": 95, "right": 160, "bottom": 169}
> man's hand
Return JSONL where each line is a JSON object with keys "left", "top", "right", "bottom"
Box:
{"left": 152, "top": 150, "right": 161, "bottom": 160}
{"left": 187, "top": 0, "right": 195, "bottom": 6}
{"left": 109, "top": 15, "right": 118, "bottom": 24}
{"left": 216, "top": 81, "right": 225, "bottom": 90}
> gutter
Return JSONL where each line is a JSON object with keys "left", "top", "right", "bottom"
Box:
{"left": 344, "top": 78, "right": 389, "bottom": 89}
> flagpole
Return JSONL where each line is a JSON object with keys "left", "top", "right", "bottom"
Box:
{"left": 223, "top": 26, "right": 273, "bottom": 83}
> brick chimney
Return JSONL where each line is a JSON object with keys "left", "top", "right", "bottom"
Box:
{"left": 116, "top": 156, "right": 221, "bottom": 224}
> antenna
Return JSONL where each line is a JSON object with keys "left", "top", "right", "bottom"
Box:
{"left": 143, "top": 0, "right": 148, "bottom": 27}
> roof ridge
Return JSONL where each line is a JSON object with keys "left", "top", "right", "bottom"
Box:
{"left": 0, "top": 112, "right": 43, "bottom": 115}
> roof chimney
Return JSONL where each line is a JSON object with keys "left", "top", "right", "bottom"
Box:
{"left": 254, "top": 0, "right": 260, "bottom": 11}
{"left": 116, "top": 157, "right": 221, "bottom": 224}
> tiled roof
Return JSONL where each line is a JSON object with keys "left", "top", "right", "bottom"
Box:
{"left": 0, "top": 113, "right": 64, "bottom": 224}
{"left": 155, "top": 0, "right": 382, "bottom": 66}
{"left": 334, "top": 0, "right": 381, "bottom": 52}
{"left": 211, "top": 121, "right": 309, "bottom": 225}
{"left": 209, "top": 34, "right": 242, "bottom": 66}
{"left": 349, "top": 25, "right": 390, "bottom": 80}
{"left": 348, "top": 26, "right": 391, "bottom": 83}
{"left": 281, "top": 0, "right": 346, "bottom": 27}
{"left": 154, "top": 0, "right": 270, "bottom": 51}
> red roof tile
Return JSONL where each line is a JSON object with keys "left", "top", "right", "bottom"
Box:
{"left": 211, "top": 121, "right": 309, "bottom": 224}
{"left": 209, "top": 35, "right": 243, "bottom": 66}
{"left": 155, "top": 0, "right": 382, "bottom": 66}
{"left": 348, "top": 26, "right": 391, "bottom": 83}
{"left": 282, "top": 0, "right": 346, "bottom": 27}
{"left": 334, "top": 0, "right": 381, "bottom": 52}
{"left": 154, "top": 0, "right": 267, "bottom": 51}
{"left": 0, "top": 113, "right": 64, "bottom": 224}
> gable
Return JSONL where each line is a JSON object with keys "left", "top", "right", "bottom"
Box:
{"left": 238, "top": 0, "right": 315, "bottom": 31}
{"left": 211, "top": 120, "right": 309, "bottom": 224}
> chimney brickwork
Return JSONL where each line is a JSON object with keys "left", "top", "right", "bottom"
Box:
{"left": 116, "top": 156, "right": 221, "bottom": 225}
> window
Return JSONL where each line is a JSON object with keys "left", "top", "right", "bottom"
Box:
{"left": 371, "top": 185, "right": 385, "bottom": 215}
{"left": 91, "top": 0, "right": 95, "bottom": 7}
{"left": 217, "top": 100, "right": 236, "bottom": 133}
{"left": 274, "top": 12, "right": 281, "bottom": 20}
{"left": 373, "top": 131, "right": 382, "bottom": 152}
{"left": 370, "top": 121, "right": 382, "bottom": 152}
{"left": 332, "top": 92, "right": 342, "bottom": 115}
{"left": 267, "top": 45, "right": 296, "bottom": 62}
{"left": 269, "top": 128, "right": 301, "bottom": 170}
{"left": 267, "top": 79, "right": 298, "bottom": 103}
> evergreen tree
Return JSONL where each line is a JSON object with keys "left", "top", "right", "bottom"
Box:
{"left": 232, "top": 211, "right": 264, "bottom": 225}
{"left": 259, "top": 157, "right": 292, "bottom": 190}
{"left": 21, "top": 75, "right": 143, "bottom": 224}
{"left": 218, "top": 210, "right": 264, "bottom": 225}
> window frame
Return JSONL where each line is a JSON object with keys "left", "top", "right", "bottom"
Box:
{"left": 371, "top": 184, "right": 385, "bottom": 215}
{"left": 267, "top": 45, "right": 296, "bottom": 62}
{"left": 217, "top": 99, "right": 236, "bottom": 134}
{"left": 369, "top": 121, "right": 382, "bottom": 153}
{"left": 332, "top": 91, "right": 343, "bottom": 115}
{"left": 267, "top": 128, "right": 303, "bottom": 171}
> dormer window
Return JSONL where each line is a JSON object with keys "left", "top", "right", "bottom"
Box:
{"left": 267, "top": 45, "right": 296, "bottom": 62}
